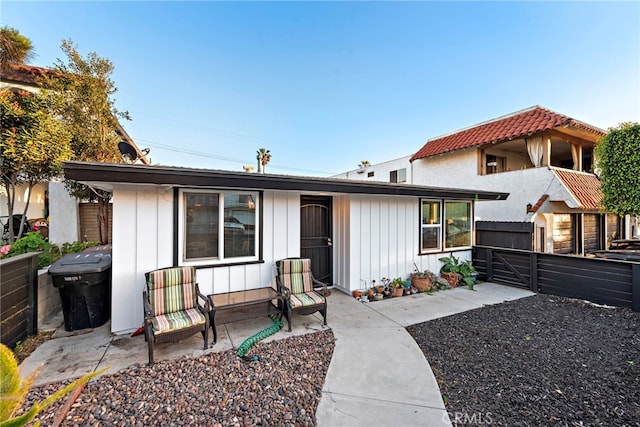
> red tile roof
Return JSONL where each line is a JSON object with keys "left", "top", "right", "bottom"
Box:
{"left": 552, "top": 168, "right": 603, "bottom": 211}
{"left": 411, "top": 106, "right": 607, "bottom": 162}
{"left": 0, "top": 64, "right": 54, "bottom": 86}
{"left": 527, "top": 194, "right": 549, "bottom": 213}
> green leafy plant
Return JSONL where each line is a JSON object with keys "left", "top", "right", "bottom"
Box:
{"left": 438, "top": 254, "right": 477, "bottom": 289}
{"left": 0, "top": 343, "right": 105, "bottom": 426}
{"left": 594, "top": 122, "right": 640, "bottom": 217}
{"left": 0, "top": 233, "right": 101, "bottom": 269}
{"left": 458, "top": 259, "right": 478, "bottom": 290}
{"left": 1, "top": 232, "right": 52, "bottom": 269}
{"left": 389, "top": 277, "right": 405, "bottom": 289}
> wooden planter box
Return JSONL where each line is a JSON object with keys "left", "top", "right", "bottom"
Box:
{"left": 1, "top": 252, "right": 40, "bottom": 349}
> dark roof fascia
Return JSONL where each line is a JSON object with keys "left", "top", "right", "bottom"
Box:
{"left": 62, "top": 161, "right": 509, "bottom": 201}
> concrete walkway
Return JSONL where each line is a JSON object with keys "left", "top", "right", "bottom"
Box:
{"left": 316, "top": 283, "right": 534, "bottom": 426}
{"left": 19, "top": 282, "right": 534, "bottom": 425}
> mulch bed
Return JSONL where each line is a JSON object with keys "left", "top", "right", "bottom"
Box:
{"left": 17, "top": 330, "right": 335, "bottom": 426}
{"left": 407, "top": 295, "right": 640, "bottom": 426}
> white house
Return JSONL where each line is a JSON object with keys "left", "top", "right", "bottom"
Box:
{"left": 63, "top": 161, "right": 508, "bottom": 334}
{"left": 338, "top": 106, "right": 625, "bottom": 255}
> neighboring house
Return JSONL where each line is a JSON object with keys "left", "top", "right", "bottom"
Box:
{"left": 0, "top": 64, "right": 148, "bottom": 243}
{"left": 339, "top": 106, "right": 625, "bottom": 255}
{"left": 63, "top": 161, "right": 507, "bottom": 334}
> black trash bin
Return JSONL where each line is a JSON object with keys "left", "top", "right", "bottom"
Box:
{"left": 48, "top": 252, "right": 112, "bottom": 332}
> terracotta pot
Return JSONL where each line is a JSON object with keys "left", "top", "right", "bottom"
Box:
{"left": 352, "top": 290, "right": 362, "bottom": 299}
{"left": 412, "top": 276, "right": 432, "bottom": 292}
{"left": 441, "top": 272, "right": 460, "bottom": 288}
{"left": 391, "top": 287, "right": 404, "bottom": 297}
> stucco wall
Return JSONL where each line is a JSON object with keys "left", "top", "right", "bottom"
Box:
{"left": 0, "top": 182, "right": 47, "bottom": 219}
{"left": 48, "top": 181, "right": 79, "bottom": 244}
{"left": 411, "top": 150, "right": 572, "bottom": 222}
{"left": 333, "top": 155, "right": 413, "bottom": 183}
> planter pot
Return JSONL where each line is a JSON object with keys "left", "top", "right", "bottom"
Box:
{"left": 441, "top": 272, "right": 461, "bottom": 288}
{"left": 412, "top": 276, "right": 433, "bottom": 292}
{"left": 391, "top": 287, "right": 404, "bottom": 297}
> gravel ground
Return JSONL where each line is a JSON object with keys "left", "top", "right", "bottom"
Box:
{"left": 407, "top": 295, "right": 640, "bottom": 426}
{"left": 18, "top": 330, "right": 335, "bottom": 426}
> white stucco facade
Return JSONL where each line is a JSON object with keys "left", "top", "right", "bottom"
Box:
{"left": 48, "top": 181, "right": 79, "bottom": 244}
{"left": 333, "top": 155, "right": 413, "bottom": 184}
{"left": 0, "top": 182, "right": 48, "bottom": 220}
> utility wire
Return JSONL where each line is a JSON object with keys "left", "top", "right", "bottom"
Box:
{"left": 134, "top": 137, "right": 336, "bottom": 176}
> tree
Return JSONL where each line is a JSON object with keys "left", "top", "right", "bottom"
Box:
{"left": 0, "top": 26, "right": 34, "bottom": 70}
{"left": 0, "top": 89, "right": 72, "bottom": 242}
{"left": 256, "top": 148, "right": 271, "bottom": 174}
{"left": 42, "top": 39, "right": 130, "bottom": 244}
{"left": 594, "top": 122, "right": 640, "bottom": 217}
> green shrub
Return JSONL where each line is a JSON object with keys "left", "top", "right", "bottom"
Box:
{"left": 0, "top": 233, "right": 102, "bottom": 269}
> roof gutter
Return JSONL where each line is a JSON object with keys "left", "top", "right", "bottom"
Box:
{"left": 63, "top": 161, "right": 509, "bottom": 201}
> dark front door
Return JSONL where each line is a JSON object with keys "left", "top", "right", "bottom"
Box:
{"left": 300, "top": 196, "right": 333, "bottom": 284}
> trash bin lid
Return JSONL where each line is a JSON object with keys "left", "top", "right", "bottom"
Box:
{"left": 48, "top": 252, "right": 112, "bottom": 275}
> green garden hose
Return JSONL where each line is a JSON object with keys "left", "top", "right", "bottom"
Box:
{"left": 237, "top": 314, "right": 284, "bottom": 360}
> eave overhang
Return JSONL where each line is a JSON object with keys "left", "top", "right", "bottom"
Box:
{"left": 63, "top": 161, "right": 509, "bottom": 201}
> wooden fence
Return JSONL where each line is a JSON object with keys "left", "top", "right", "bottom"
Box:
{"left": 475, "top": 221, "right": 533, "bottom": 250}
{"left": 473, "top": 245, "right": 640, "bottom": 312}
{"left": 1, "top": 252, "right": 40, "bottom": 349}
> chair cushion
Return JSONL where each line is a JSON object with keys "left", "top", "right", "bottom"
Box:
{"left": 277, "top": 258, "right": 313, "bottom": 294}
{"left": 151, "top": 308, "right": 206, "bottom": 335}
{"left": 289, "top": 291, "right": 325, "bottom": 309}
{"left": 147, "top": 267, "right": 198, "bottom": 315}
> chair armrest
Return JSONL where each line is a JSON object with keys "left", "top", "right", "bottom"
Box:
{"left": 143, "top": 288, "right": 154, "bottom": 319}
{"left": 312, "top": 276, "right": 328, "bottom": 292}
{"left": 275, "top": 275, "right": 291, "bottom": 299}
{"left": 196, "top": 283, "right": 210, "bottom": 312}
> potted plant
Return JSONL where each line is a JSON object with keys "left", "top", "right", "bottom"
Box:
{"left": 389, "top": 277, "right": 405, "bottom": 297}
{"left": 438, "top": 254, "right": 478, "bottom": 289}
{"left": 410, "top": 269, "right": 437, "bottom": 292}
{"left": 438, "top": 254, "right": 463, "bottom": 288}
{"left": 458, "top": 259, "right": 478, "bottom": 290}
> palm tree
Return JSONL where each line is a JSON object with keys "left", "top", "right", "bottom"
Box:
{"left": 0, "top": 26, "right": 34, "bottom": 71}
{"left": 256, "top": 148, "right": 271, "bottom": 174}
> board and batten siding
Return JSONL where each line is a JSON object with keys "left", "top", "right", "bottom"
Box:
{"left": 109, "top": 184, "right": 473, "bottom": 333}
{"left": 110, "top": 185, "right": 300, "bottom": 334}
{"left": 335, "top": 194, "right": 467, "bottom": 292}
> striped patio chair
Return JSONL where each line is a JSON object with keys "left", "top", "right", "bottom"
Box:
{"left": 275, "top": 258, "right": 328, "bottom": 331}
{"left": 143, "top": 266, "right": 209, "bottom": 365}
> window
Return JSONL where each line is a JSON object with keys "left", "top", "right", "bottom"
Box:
{"left": 420, "top": 200, "right": 473, "bottom": 253}
{"left": 421, "top": 200, "right": 441, "bottom": 251}
{"left": 486, "top": 154, "right": 507, "bottom": 174}
{"left": 444, "top": 201, "right": 472, "bottom": 249}
{"left": 390, "top": 168, "right": 407, "bottom": 183}
{"left": 179, "top": 190, "right": 259, "bottom": 265}
{"left": 367, "top": 171, "right": 375, "bottom": 178}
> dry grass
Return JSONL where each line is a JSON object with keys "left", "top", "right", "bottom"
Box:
{"left": 12, "top": 330, "right": 55, "bottom": 364}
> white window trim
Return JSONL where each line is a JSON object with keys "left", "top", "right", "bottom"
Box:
{"left": 420, "top": 199, "right": 442, "bottom": 253}
{"left": 177, "top": 188, "right": 260, "bottom": 266}
{"left": 420, "top": 199, "right": 474, "bottom": 253}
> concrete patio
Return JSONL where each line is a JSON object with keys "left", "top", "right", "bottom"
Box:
{"left": 20, "top": 282, "right": 534, "bottom": 426}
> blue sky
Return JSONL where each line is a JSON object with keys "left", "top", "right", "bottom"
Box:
{"left": 3, "top": 1, "right": 638, "bottom": 176}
